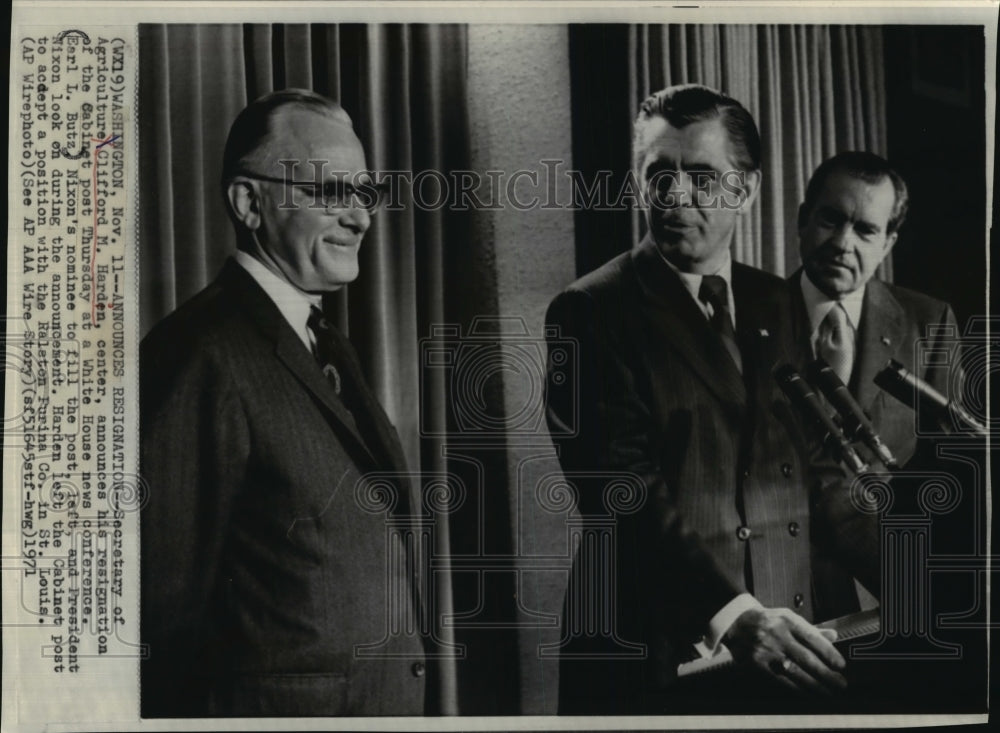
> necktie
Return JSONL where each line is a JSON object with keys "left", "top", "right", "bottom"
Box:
{"left": 307, "top": 306, "right": 378, "bottom": 455}
{"left": 816, "top": 303, "right": 855, "bottom": 386}
{"left": 698, "top": 275, "right": 742, "bottom": 374}
{"left": 307, "top": 305, "right": 343, "bottom": 395}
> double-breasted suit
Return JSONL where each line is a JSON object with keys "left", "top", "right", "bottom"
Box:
{"left": 546, "top": 238, "right": 877, "bottom": 712}
{"left": 140, "top": 260, "right": 427, "bottom": 717}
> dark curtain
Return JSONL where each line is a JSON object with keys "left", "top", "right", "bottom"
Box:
{"left": 138, "top": 23, "right": 519, "bottom": 714}
{"left": 882, "top": 25, "right": 987, "bottom": 330}
{"left": 570, "top": 24, "right": 891, "bottom": 280}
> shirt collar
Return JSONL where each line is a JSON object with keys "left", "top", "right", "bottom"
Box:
{"left": 659, "top": 249, "right": 736, "bottom": 322}
{"left": 799, "top": 270, "right": 865, "bottom": 336}
{"left": 235, "top": 249, "right": 322, "bottom": 352}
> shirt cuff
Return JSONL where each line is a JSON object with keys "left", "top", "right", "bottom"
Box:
{"left": 700, "top": 593, "right": 763, "bottom": 657}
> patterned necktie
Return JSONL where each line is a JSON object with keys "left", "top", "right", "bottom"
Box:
{"left": 307, "top": 305, "right": 343, "bottom": 395}
{"left": 816, "top": 302, "right": 855, "bottom": 386}
{"left": 698, "top": 275, "right": 743, "bottom": 374}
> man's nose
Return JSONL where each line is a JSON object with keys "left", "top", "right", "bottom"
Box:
{"left": 339, "top": 205, "right": 371, "bottom": 235}
{"left": 828, "top": 224, "right": 853, "bottom": 252}
{"left": 676, "top": 172, "right": 698, "bottom": 205}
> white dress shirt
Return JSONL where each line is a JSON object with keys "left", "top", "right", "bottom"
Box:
{"left": 234, "top": 250, "right": 323, "bottom": 354}
{"left": 658, "top": 250, "right": 737, "bottom": 330}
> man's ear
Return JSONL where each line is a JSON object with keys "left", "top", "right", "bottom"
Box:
{"left": 884, "top": 231, "right": 898, "bottom": 255}
{"left": 797, "top": 203, "right": 808, "bottom": 233}
{"left": 738, "top": 169, "right": 762, "bottom": 214}
{"left": 226, "top": 180, "right": 261, "bottom": 231}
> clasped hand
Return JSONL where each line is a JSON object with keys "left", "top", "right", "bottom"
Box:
{"left": 723, "top": 607, "right": 847, "bottom": 695}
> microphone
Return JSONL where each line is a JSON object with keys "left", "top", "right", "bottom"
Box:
{"left": 874, "top": 359, "right": 986, "bottom": 436}
{"left": 807, "top": 358, "right": 899, "bottom": 469}
{"left": 775, "top": 365, "right": 869, "bottom": 474}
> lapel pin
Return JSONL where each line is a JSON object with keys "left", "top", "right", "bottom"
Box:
{"left": 758, "top": 328, "right": 769, "bottom": 338}
{"left": 881, "top": 336, "right": 891, "bottom": 346}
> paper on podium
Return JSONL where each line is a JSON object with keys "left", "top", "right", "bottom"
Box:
{"left": 677, "top": 608, "right": 881, "bottom": 678}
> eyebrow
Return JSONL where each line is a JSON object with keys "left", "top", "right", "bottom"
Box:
{"left": 307, "top": 171, "right": 375, "bottom": 186}
{"left": 816, "top": 205, "right": 884, "bottom": 231}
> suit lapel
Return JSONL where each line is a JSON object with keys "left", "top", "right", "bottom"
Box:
{"left": 218, "top": 260, "right": 380, "bottom": 468}
{"left": 273, "top": 330, "right": 381, "bottom": 467}
{"left": 853, "top": 280, "right": 904, "bottom": 410}
{"left": 788, "top": 269, "right": 815, "bottom": 370}
{"left": 322, "top": 322, "right": 412, "bottom": 479}
{"left": 324, "top": 322, "right": 428, "bottom": 629}
{"left": 217, "top": 260, "right": 427, "bottom": 629}
{"left": 632, "top": 238, "right": 747, "bottom": 408}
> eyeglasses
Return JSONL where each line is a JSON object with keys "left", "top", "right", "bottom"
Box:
{"left": 237, "top": 171, "right": 389, "bottom": 213}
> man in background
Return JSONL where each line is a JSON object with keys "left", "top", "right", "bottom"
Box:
{"left": 792, "top": 150, "right": 963, "bottom": 468}
{"left": 141, "top": 89, "right": 428, "bottom": 717}
{"left": 791, "top": 150, "right": 965, "bottom": 617}
{"left": 546, "top": 84, "right": 877, "bottom": 713}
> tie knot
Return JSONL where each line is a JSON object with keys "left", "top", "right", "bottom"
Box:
{"left": 699, "top": 275, "right": 728, "bottom": 309}
{"left": 823, "top": 302, "right": 850, "bottom": 335}
{"left": 308, "top": 305, "right": 330, "bottom": 333}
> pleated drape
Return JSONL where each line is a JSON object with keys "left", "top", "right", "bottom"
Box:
{"left": 138, "top": 23, "right": 479, "bottom": 714}
{"left": 611, "top": 24, "right": 892, "bottom": 279}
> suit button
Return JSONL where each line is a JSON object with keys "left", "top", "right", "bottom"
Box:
{"left": 743, "top": 469, "right": 750, "bottom": 480}
{"left": 736, "top": 526, "right": 752, "bottom": 541}
{"left": 411, "top": 661, "right": 426, "bottom": 678}
{"left": 788, "top": 521, "right": 800, "bottom": 537}
{"left": 794, "top": 593, "right": 804, "bottom": 608}
{"left": 781, "top": 463, "right": 793, "bottom": 477}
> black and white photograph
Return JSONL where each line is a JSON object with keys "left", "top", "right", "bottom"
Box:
{"left": 4, "top": 2, "right": 996, "bottom": 730}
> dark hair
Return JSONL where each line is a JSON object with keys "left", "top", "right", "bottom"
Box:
{"left": 800, "top": 151, "right": 909, "bottom": 235}
{"left": 220, "top": 88, "right": 353, "bottom": 185}
{"left": 633, "top": 84, "right": 761, "bottom": 172}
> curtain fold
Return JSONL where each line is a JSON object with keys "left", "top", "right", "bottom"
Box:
{"left": 585, "top": 24, "right": 891, "bottom": 280}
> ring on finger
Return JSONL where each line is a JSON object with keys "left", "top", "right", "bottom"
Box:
{"left": 769, "top": 657, "right": 794, "bottom": 675}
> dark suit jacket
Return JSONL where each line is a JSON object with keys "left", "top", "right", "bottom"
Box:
{"left": 790, "top": 272, "right": 962, "bottom": 467}
{"left": 546, "top": 238, "right": 877, "bottom": 713}
{"left": 140, "top": 259, "right": 427, "bottom": 717}
{"left": 789, "top": 272, "right": 962, "bottom": 618}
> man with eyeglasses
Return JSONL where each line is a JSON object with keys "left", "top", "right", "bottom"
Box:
{"left": 140, "top": 89, "right": 427, "bottom": 717}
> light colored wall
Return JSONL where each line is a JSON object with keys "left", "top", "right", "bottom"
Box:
{"left": 467, "top": 24, "right": 576, "bottom": 715}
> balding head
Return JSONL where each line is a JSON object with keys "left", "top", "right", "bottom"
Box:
{"left": 221, "top": 90, "right": 372, "bottom": 294}
{"left": 221, "top": 88, "right": 355, "bottom": 186}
